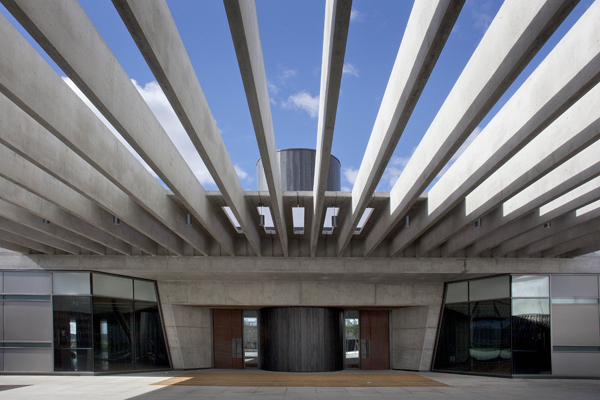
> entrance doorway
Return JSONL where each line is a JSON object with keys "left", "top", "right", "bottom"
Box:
{"left": 359, "top": 310, "right": 390, "bottom": 370}
{"left": 213, "top": 309, "right": 243, "bottom": 369}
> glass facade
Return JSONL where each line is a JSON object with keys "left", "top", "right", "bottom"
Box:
{"left": 434, "top": 275, "right": 551, "bottom": 376}
{"left": 0, "top": 270, "right": 170, "bottom": 374}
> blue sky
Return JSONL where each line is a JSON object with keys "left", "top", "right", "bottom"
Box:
{"left": 0, "top": 0, "right": 594, "bottom": 192}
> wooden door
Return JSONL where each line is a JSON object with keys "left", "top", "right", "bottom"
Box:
{"left": 213, "top": 309, "right": 243, "bottom": 369}
{"left": 360, "top": 310, "right": 390, "bottom": 370}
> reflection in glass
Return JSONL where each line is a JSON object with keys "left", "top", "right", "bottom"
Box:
{"left": 470, "top": 300, "right": 511, "bottom": 375}
{"left": 134, "top": 302, "right": 170, "bottom": 370}
{"left": 243, "top": 310, "right": 258, "bottom": 368}
{"left": 345, "top": 310, "right": 359, "bottom": 369}
{"left": 512, "top": 298, "right": 551, "bottom": 374}
{"left": 53, "top": 296, "right": 93, "bottom": 371}
{"left": 93, "top": 297, "right": 133, "bottom": 372}
{"left": 434, "top": 303, "right": 471, "bottom": 372}
{"left": 512, "top": 275, "right": 549, "bottom": 298}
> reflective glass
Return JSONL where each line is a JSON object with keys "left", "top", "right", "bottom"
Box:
{"left": 134, "top": 280, "right": 157, "bottom": 302}
{"left": 552, "top": 298, "right": 599, "bottom": 304}
{"left": 53, "top": 296, "right": 93, "bottom": 372}
{"left": 53, "top": 272, "right": 90, "bottom": 295}
{"left": 134, "top": 302, "right": 170, "bottom": 370}
{"left": 345, "top": 310, "right": 360, "bottom": 369}
{"left": 470, "top": 300, "right": 511, "bottom": 375}
{"left": 433, "top": 303, "right": 471, "bottom": 372}
{"left": 469, "top": 276, "right": 510, "bottom": 301}
{"left": 243, "top": 310, "right": 258, "bottom": 368}
{"left": 92, "top": 273, "right": 133, "bottom": 299}
{"left": 446, "top": 281, "right": 468, "bottom": 304}
{"left": 93, "top": 297, "right": 134, "bottom": 372}
{"left": 511, "top": 299, "right": 551, "bottom": 374}
{"left": 512, "top": 275, "right": 549, "bottom": 297}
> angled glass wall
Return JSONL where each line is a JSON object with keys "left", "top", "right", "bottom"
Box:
{"left": 434, "top": 275, "right": 551, "bottom": 376}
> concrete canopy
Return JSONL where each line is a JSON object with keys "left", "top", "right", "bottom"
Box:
{"left": 0, "top": 0, "right": 598, "bottom": 260}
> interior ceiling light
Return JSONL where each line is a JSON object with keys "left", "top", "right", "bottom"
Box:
{"left": 544, "top": 221, "right": 551, "bottom": 228}
{"left": 404, "top": 215, "right": 410, "bottom": 228}
{"left": 475, "top": 218, "right": 481, "bottom": 228}
{"left": 186, "top": 213, "right": 192, "bottom": 226}
{"left": 331, "top": 203, "right": 338, "bottom": 227}
{"left": 258, "top": 203, "right": 265, "bottom": 227}
{"left": 42, "top": 219, "right": 50, "bottom": 224}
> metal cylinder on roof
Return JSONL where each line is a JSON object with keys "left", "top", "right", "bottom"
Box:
{"left": 256, "top": 148, "right": 341, "bottom": 191}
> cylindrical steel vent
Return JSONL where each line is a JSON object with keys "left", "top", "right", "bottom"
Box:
{"left": 257, "top": 149, "right": 341, "bottom": 191}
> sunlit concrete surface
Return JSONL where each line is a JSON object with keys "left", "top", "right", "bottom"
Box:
{"left": 1, "top": 370, "right": 600, "bottom": 400}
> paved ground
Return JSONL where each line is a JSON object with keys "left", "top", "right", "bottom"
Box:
{"left": 0, "top": 370, "right": 599, "bottom": 399}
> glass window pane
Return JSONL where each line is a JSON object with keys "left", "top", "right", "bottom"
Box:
{"left": 134, "top": 302, "right": 170, "bottom": 370}
{"left": 134, "top": 280, "right": 157, "bottom": 302}
{"left": 92, "top": 273, "right": 133, "bottom": 299}
{"left": 53, "top": 272, "right": 90, "bottom": 295}
{"left": 511, "top": 298, "right": 551, "bottom": 374}
{"left": 93, "top": 297, "right": 134, "bottom": 372}
{"left": 243, "top": 310, "right": 258, "bottom": 368}
{"left": 446, "top": 281, "right": 468, "bottom": 304}
{"left": 470, "top": 300, "right": 511, "bottom": 375}
{"left": 4, "top": 271, "right": 51, "bottom": 294}
{"left": 512, "top": 275, "right": 549, "bottom": 297}
{"left": 551, "top": 275, "right": 598, "bottom": 298}
{"left": 345, "top": 310, "right": 360, "bottom": 369}
{"left": 469, "top": 276, "right": 510, "bottom": 301}
{"left": 552, "top": 298, "right": 599, "bottom": 304}
{"left": 53, "top": 296, "right": 93, "bottom": 372}
{"left": 433, "top": 303, "right": 471, "bottom": 372}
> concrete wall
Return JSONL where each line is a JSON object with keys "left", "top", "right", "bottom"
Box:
{"left": 391, "top": 306, "right": 441, "bottom": 371}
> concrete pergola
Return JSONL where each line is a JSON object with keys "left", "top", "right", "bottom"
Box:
{"left": 0, "top": 0, "right": 599, "bottom": 260}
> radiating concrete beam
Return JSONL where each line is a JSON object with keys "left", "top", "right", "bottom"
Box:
{"left": 0, "top": 93, "right": 187, "bottom": 255}
{"left": 310, "top": 0, "right": 352, "bottom": 257}
{"left": 523, "top": 216, "right": 600, "bottom": 257}
{"left": 0, "top": 13, "right": 221, "bottom": 255}
{"left": 490, "top": 206, "right": 600, "bottom": 257}
{"left": 365, "top": 0, "right": 580, "bottom": 257}
{"left": 105, "top": 0, "right": 260, "bottom": 255}
{"left": 0, "top": 217, "right": 79, "bottom": 255}
{"left": 0, "top": 199, "right": 105, "bottom": 255}
{"left": 0, "top": 238, "right": 30, "bottom": 254}
{"left": 0, "top": 178, "right": 132, "bottom": 255}
{"left": 455, "top": 141, "right": 600, "bottom": 257}
{"left": 0, "top": 144, "right": 162, "bottom": 256}
{"left": 412, "top": 81, "right": 600, "bottom": 256}
{"left": 224, "top": 0, "right": 288, "bottom": 256}
{"left": 564, "top": 243, "right": 600, "bottom": 258}
{"left": 337, "top": 0, "right": 464, "bottom": 256}
{"left": 0, "top": 229, "right": 53, "bottom": 254}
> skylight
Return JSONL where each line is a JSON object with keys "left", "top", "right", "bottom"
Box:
{"left": 292, "top": 207, "right": 305, "bottom": 234}
{"left": 322, "top": 206, "right": 339, "bottom": 235}
{"left": 257, "top": 206, "right": 276, "bottom": 234}
{"left": 354, "top": 208, "right": 374, "bottom": 235}
{"left": 223, "top": 206, "right": 243, "bottom": 233}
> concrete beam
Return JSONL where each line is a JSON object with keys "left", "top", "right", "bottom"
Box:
{"left": 564, "top": 243, "right": 600, "bottom": 258}
{"left": 0, "top": 146, "right": 160, "bottom": 256}
{"left": 0, "top": 178, "right": 132, "bottom": 255}
{"left": 338, "top": 0, "right": 464, "bottom": 256}
{"left": 0, "top": 229, "right": 53, "bottom": 254}
{"left": 224, "top": 0, "right": 288, "bottom": 256}
{"left": 491, "top": 206, "right": 600, "bottom": 257}
{"left": 0, "top": 14, "right": 220, "bottom": 256}
{"left": 310, "top": 0, "right": 352, "bottom": 257}
{"left": 0, "top": 238, "right": 30, "bottom": 254}
{"left": 0, "top": 93, "right": 186, "bottom": 255}
{"left": 456, "top": 141, "right": 600, "bottom": 257}
{"left": 413, "top": 81, "right": 600, "bottom": 256}
{"left": 106, "top": 0, "right": 259, "bottom": 255}
{"left": 0, "top": 217, "right": 79, "bottom": 255}
{"left": 0, "top": 199, "right": 105, "bottom": 255}
{"left": 365, "top": 0, "right": 580, "bottom": 257}
{"left": 523, "top": 216, "right": 600, "bottom": 257}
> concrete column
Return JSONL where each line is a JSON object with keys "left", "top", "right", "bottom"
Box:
{"left": 392, "top": 305, "right": 441, "bottom": 371}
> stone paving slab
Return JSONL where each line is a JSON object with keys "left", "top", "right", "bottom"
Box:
{"left": 0, "top": 371, "right": 598, "bottom": 399}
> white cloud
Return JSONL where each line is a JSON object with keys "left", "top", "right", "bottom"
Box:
{"left": 350, "top": 9, "right": 363, "bottom": 22}
{"left": 341, "top": 186, "right": 351, "bottom": 192}
{"left": 342, "top": 63, "right": 359, "bottom": 78}
{"left": 469, "top": 0, "right": 494, "bottom": 32}
{"left": 343, "top": 166, "right": 359, "bottom": 185}
{"left": 282, "top": 91, "right": 320, "bottom": 118}
{"left": 234, "top": 164, "right": 251, "bottom": 181}
{"left": 280, "top": 69, "right": 298, "bottom": 82}
{"left": 63, "top": 76, "right": 218, "bottom": 188}
{"left": 267, "top": 81, "right": 280, "bottom": 95}
{"left": 382, "top": 154, "right": 411, "bottom": 189}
